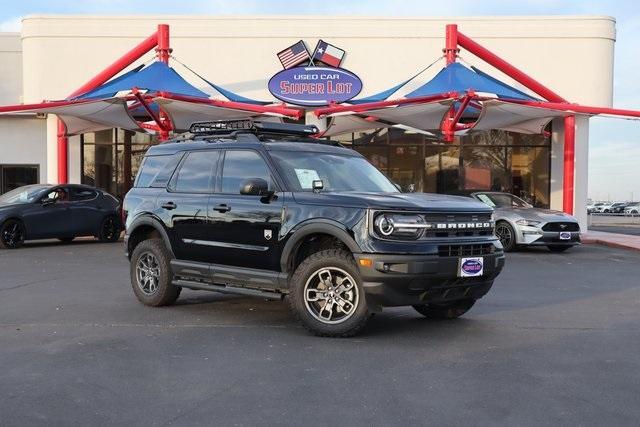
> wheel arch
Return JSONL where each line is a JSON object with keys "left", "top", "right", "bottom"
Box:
{"left": 126, "top": 215, "right": 174, "bottom": 259}
{"left": 280, "top": 220, "right": 362, "bottom": 273}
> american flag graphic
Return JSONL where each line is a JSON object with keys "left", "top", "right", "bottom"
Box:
{"left": 277, "top": 41, "right": 310, "bottom": 69}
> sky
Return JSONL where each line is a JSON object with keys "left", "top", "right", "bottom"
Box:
{"left": 0, "top": 0, "right": 638, "bottom": 201}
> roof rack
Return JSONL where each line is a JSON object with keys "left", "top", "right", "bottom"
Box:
{"left": 188, "top": 120, "right": 319, "bottom": 137}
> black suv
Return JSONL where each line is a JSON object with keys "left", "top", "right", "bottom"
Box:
{"left": 124, "top": 121, "right": 505, "bottom": 336}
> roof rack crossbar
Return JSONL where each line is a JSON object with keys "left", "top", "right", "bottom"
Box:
{"left": 189, "top": 119, "right": 319, "bottom": 137}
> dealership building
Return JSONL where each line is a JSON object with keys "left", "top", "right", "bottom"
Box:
{"left": 0, "top": 15, "right": 621, "bottom": 228}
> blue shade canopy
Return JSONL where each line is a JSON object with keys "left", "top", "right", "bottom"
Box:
{"left": 406, "top": 62, "right": 537, "bottom": 100}
{"left": 75, "top": 62, "right": 209, "bottom": 99}
{"left": 350, "top": 78, "right": 415, "bottom": 105}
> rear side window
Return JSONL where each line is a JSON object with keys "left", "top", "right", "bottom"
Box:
{"left": 70, "top": 188, "right": 97, "bottom": 201}
{"left": 172, "top": 150, "right": 220, "bottom": 193}
{"left": 134, "top": 153, "right": 183, "bottom": 188}
{"left": 221, "top": 150, "right": 272, "bottom": 194}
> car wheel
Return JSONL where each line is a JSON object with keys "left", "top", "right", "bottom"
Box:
{"left": 289, "top": 249, "right": 370, "bottom": 337}
{"left": 548, "top": 245, "right": 572, "bottom": 253}
{"left": 0, "top": 219, "right": 26, "bottom": 249}
{"left": 98, "top": 215, "right": 120, "bottom": 242}
{"left": 58, "top": 237, "right": 74, "bottom": 244}
{"left": 412, "top": 299, "right": 476, "bottom": 319}
{"left": 495, "top": 221, "right": 516, "bottom": 252}
{"left": 130, "top": 239, "right": 180, "bottom": 306}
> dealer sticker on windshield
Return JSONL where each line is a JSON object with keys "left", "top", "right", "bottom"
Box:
{"left": 459, "top": 257, "right": 484, "bottom": 277}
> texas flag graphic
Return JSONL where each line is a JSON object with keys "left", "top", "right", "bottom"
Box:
{"left": 312, "top": 40, "right": 345, "bottom": 68}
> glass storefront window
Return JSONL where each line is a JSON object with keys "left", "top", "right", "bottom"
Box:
{"left": 0, "top": 165, "right": 39, "bottom": 194}
{"left": 348, "top": 126, "right": 551, "bottom": 208}
{"left": 82, "top": 129, "right": 157, "bottom": 199}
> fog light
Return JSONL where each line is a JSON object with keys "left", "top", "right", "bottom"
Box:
{"left": 359, "top": 258, "right": 373, "bottom": 268}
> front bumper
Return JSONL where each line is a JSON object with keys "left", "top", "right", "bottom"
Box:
{"left": 354, "top": 251, "right": 505, "bottom": 309}
{"left": 517, "top": 225, "right": 581, "bottom": 246}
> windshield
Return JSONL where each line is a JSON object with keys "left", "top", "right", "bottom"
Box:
{"left": 475, "top": 192, "right": 531, "bottom": 208}
{"left": 0, "top": 185, "right": 51, "bottom": 204}
{"left": 270, "top": 150, "right": 399, "bottom": 193}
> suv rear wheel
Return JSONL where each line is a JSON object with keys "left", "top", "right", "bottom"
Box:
{"left": 130, "top": 239, "right": 180, "bottom": 306}
{"left": 413, "top": 299, "right": 476, "bottom": 319}
{"left": 289, "top": 249, "right": 369, "bottom": 337}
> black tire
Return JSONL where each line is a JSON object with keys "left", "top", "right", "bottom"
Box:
{"left": 288, "top": 249, "right": 370, "bottom": 337}
{"left": 548, "top": 245, "right": 572, "bottom": 253}
{"left": 495, "top": 220, "right": 517, "bottom": 252}
{"left": 58, "top": 237, "right": 75, "bottom": 244}
{"left": 130, "top": 239, "right": 180, "bottom": 306}
{"left": 0, "top": 219, "right": 26, "bottom": 249}
{"left": 412, "top": 299, "right": 476, "bottom": 319}
{"left": 98, "top": 215, "right": 120, "bottom": 242}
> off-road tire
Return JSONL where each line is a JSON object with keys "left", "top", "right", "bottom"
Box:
{"left": 130, "top": 239, "right": 180, "bottom": 306}
{"left": 0, "top": 219, "right": 26, "bottom": 249}
{"left": 289, "top": 249, "right": 370, "bottom": 337}
{"left": 412, "top": 299, "right": 476, "bottom": 319}
{"left": 548, "top": 245, "right": 572, "bottom": 253}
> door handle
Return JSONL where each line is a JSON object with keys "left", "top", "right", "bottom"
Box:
{"left": 213, "top": 204, "right": 231, "bottom": 213}
{"left": 161, "top": 201, "right": 177, "bottom": 210}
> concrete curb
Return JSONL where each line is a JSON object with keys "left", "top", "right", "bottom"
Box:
{"left": 582, "top": 233, "right": 640, "bottom": 253}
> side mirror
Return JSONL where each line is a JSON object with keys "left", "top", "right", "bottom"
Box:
{"left": 240, "top": 178, "right": 269, "bottom": 196}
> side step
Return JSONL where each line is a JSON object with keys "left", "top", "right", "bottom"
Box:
{"left": 173, "top": 279, "right": 284, "bottom": 301}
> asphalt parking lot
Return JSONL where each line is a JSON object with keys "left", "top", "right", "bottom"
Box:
{"left": 1, "top": 241, "right": 639, "bottom": 426}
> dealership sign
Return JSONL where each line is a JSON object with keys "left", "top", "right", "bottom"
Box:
{"left": 268, "top": 67, "right": 362, "bottom": 106}
{"left": 269, "top": 40, "right": 362, "bottom": 106}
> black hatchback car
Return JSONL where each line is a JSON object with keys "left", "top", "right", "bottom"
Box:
{"left": 0, "top": 184, "right": 121, "bottom": 249}
{"left": 124, "top": 121, "right": 505, "bottom": 337}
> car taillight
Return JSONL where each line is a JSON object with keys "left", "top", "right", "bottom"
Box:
{"left": 120, "top": 207, "right": 128, "bottom": 228}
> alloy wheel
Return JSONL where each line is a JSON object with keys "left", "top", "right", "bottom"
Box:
{"left": 102, "top": 217, "right": 118, "bottom": 240}
{"left": 495, "top": 223, "right": 513, "bottom": 249}
{"left": 303, "top": 267, "right": 359, "bottom": 324}
{"left": 2, "top": 222, "right": 24, "bottom": 248}
{"left": 136, "top": 252, "right": 161, "bottom": 295}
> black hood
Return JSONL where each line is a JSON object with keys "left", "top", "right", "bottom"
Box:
{"left": 292, "top": 191, "right": 492, "bottom": 212}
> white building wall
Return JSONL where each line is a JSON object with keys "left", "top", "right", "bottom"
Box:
{"left": 0, "top": 116, "right": 48, "bottom": 184}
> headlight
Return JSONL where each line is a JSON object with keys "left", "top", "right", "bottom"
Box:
{"left": 516, "top": 219, "right": 541, "bottom": 227}
{"left": 373, "top": 213, "right": 428, "bottom": 240}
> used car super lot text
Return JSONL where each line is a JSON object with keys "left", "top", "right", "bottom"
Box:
{"left": 1, "top": 242, "right": 639, "bottom": 425}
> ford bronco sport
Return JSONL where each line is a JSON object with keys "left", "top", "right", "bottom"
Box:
{"left": 124, "top": 121, "right": 505, "bottom": 337}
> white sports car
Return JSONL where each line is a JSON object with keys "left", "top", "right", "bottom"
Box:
{"left": 470, "top": 192, "right": 581, "bottom": 252}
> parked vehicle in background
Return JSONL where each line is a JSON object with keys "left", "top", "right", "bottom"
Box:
{"left": 588, "top": 202, "right": 604, "bottom": 213}
{"left": 624, "top": 202, "right": 640, "bottom": 215}
{"left": 594, "top": 203, "right": 614, "bottom": 213}
{"left": 123, "top": 121, "right": 505, "bottom": 337}
{"left": 609, "top": 202, "right": 630, "bottom": 214}
{"left": 468, "top": 191, "right": 580, "bottom": 252}
{"left": 0, "top": 184, "right": 121, "bottom": 249}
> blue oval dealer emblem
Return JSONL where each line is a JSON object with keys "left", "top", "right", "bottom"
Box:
{"left": 461, "top": 259, "right": 483, "bottom": 275}
{"left": 268, "top": 66, "right": 362, "bottom": 106}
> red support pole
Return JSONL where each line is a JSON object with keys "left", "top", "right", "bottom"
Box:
{"left": 56, "top": 25, "right": 166, "bottom": 183}
{"left": 563, "top": 116, "right": 575, "bottom": 214}
{"left": 444, "top": 24, "right": 458, "bottom": 65}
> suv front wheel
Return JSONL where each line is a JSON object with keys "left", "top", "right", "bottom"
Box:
{"left": 130, "top": 239, "right": 180, "bottom": 306}
{"left": 289, "top": 249, "right": 370, "bottom": 337}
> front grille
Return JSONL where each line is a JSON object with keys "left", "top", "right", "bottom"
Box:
{"left": 438, "top": 244, "right": 495, "bottom": 257}
{"left": 542, "top": 222, "right": 580, "bottom": 232}
{"left": 422, "top": 212, "right": 493, "bottom": 238}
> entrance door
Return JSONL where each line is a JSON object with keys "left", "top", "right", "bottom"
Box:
{"left": 207, "top": 149, "right": 284, "bottom": 271}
